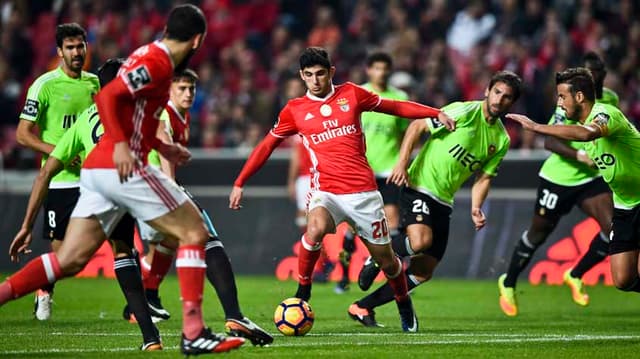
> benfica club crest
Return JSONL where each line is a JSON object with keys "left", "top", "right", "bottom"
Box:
{"left": 337, "top": 98, "right": 350, "bottom": 112}
{"left": 488, "top": 144, "right": 496, "bottom": 154}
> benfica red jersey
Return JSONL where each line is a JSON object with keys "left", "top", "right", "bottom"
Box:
{"left": 84, "top": 41, "right": 173, "bottom": 168}
{"left": 272, "top": 82, "right": 381, "bottom": 194}
{"left": 165, "top": 101, "right": 190, "bottom": 146}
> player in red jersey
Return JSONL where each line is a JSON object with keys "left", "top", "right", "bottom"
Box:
{"left": 230, "top": 47, "right": 455, "bottom": 332}
{"left": 0, "top": 5, "right": 245, "bottom": 355}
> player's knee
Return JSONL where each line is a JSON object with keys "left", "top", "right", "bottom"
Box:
{"left": 524, "top": 229, "right": 547, "bottom": 247}
{"left": 613, "top": 273, "right": 638, "bottom": 292}
{"left": 305, "top": 224, "right": 326, "bottom": 244}
{"left": 180, "top": 226, "right": 209, "bottom": 246}
{"left": 59, "top": 255, "right": 91, "bottom": 276}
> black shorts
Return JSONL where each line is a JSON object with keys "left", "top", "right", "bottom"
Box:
{"left": 399, "top": 187, "right": 452, "bottom": 261}
{"left": 42, "top": 187, "right": 80, "bottom": 241}
{"left": 609, "top": 206, "right": 640, "bottom": 255}
{"left": 534, "top": 177, "right": 610, "bottom": 223}
{"left": 376, "top": 177, "right": 400, "bottom": 206}
{"left": 110, "top": 213, "right": 136, "bottom": 249}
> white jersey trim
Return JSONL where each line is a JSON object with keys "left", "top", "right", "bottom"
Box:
{"left": 305, "top": 85, "right": 335, "bottom": 102}
{"left": 537, "top": 173, "right": 601, "bottom": 187}
{"left": 48, "top": 181, "right": 80, "bottom": 189}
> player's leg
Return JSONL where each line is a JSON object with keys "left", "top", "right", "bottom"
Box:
{"left": 112, "top": 166, "right": 244, "bottom": 354}
{"left": 35, "top": 187, "right": 80, "bottom": 320}
{"left": 0, "top": 216, "right": 107, "bottom": 306}
{"left": 134, "top": 220, "right": 175, "bottom": 321}
{"left": 335, "top": 226, "right": 356, "bottom": 293}
{"left": 347, "top": 190, "right": 415, "bottom": 332}
{"left": 350, "top": 254, "right": 438, "bottom": 327}
{"left": 294, "top": 202, "right": 337, "bottom": 301}
{"left": 110, "top": 213, "right": 162, "bottom": 351}
{"left": 190, "top": 196, "right": 273, "bottom": 346}
{"left": 608, "top": 206, "right": 640, "bottom": 292}
{"left": 358, "top": 187, "right": 438, "bottom": 291}
{"left": 564, "top": 185, "right": 613, "bottom": 305}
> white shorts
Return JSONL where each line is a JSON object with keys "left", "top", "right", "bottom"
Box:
{"left": 295, "top": 175, "right": 311, "bottom": 211}
{"left": 71, "top": 166, "right": 189, "bottom": 236}
{"left": 308, "top": 190, "right": 389, "bottom": 245}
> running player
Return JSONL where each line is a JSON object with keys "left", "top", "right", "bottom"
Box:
{"left": 15, "top": 23, "right": 99, "bottom": 320}
{"left": 355, "top": 51, "right": 409, "bottom": 293}
{"left": 229, "top": 47, "right": 456, "bottom": 332}
{"left": 498, "top": 52, "right": 616, "bottom": 316}
{"left": 124, "top": 69, "right": 273, "bottom": 346}
{"left": 0, "top": 5, "right": 245, "bottom": 355}
{"left": 10, "top": 58, "right": 162, "bottom": 351}
{"left": 507, "top": 67, "right": 640, "bottom": 298}
{"left": 352, "top": 71, "right": 522, "bottom": 327}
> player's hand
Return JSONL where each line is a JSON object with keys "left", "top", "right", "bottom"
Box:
{"left": 506, "top": 113, "right": 539, "bottom": 132}
{"left": 229, "top": 186, "right": 244, "bottom": 210}
{"left": 113, "top": 141, "right": 138, "bottom": 183}
{"left": 437, "top": 111, "right": 456, "bottom": 131}
{"left": 471, "top": 207, "right": 486, "bottom": 231}
{"left": 158, "top": 142, "right": 191, "bottom": 166}
{"left": 9, "top": 227, "right": 33, "bottom": 263}
{"left": 70, "top": 155, "right": 82, "bottom": 167}
{"left": 576, "top": 149, "right": 595, "bottom": 167}
{"left": 387, "top": 163, "right": 410, "bottom": 187}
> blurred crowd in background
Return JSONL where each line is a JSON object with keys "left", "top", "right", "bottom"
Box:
{"left": 0, "top": 0, "right": 639, "bottom": 168}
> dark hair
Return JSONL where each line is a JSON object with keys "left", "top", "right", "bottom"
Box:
{"left": 55, "top": 23, "right": 86, "bottom": 48}
{"left": 97, "top": 58, "right": 124, "bottom": 87}
{"left": 165, "top": 4, "right": 206, "bottom": 41}
{"left": 488, "top": 70, "right": 522, "bottom": 101}
{"left": 555, "top": 67, "right": 596, "bottom": 103}
{"left": 366, "top": 52, "right": 393, "bottom": 68}
{"left": 299, "top": 47, "right": 332, "bottom": 70}
{"left": 583, "top": 51, "right": 606, "bottom": 98}
{"left": 173, "top": 68, "right": 199, "bottom": 83}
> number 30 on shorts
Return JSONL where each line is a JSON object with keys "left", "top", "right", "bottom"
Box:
{"left": 538, "top": 189, "right": 558, "bottom": 210}
{"left": 371, "top": 218, "right": 389, "bottom": 239}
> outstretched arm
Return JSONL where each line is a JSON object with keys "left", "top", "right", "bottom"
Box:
{"left": 506, "top": 113, "right": 602, "bottom": 141}
{"left": 230, "top": 133, "right": 284, "bottom": 209}
{"left": 375, "top": 99, "right": 456, "bottom": 131}
{"left": 387, "top": 119, "right": 429, "bottom": 187}
{"left": 10, "top": 157, "right": 64, "bottom": 262}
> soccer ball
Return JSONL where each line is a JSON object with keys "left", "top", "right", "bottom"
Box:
{"left": 273, "top": 297, "right": 315, "bottom": 336}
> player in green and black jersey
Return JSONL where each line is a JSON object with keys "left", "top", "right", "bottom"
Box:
{"left": 508, "top": 67, "right": 640, "bottom": 298}
{"left": 15, "top": 23, "right": 99, "bottom": 320}
{"left": 498, "top": 52, "right": 618, "bottom": 316}
{"left": 349, "top": 71, "right": 522, "bottom": 327}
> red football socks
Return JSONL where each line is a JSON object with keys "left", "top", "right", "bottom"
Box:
{"left": 298, "top": 235, "right": 322, "bottom": 285}
{"left": 176, "top": 245, "right": 206, "bottom": 339}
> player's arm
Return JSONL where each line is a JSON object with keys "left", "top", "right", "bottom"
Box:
{"left": 287, "top": 144, "right": 300, "bottom": 201}
{"left": 470, "top": 172, "right": 492, "bottom": 231}
{"left": 375, "top": 99, "right": 456, "bottom": 131}
{"left": 16, "top": 119, "right": 55, "bottom": 155}
{"left": 387, "top": 119, "right": 430, "bottom": 187}
{"left": 506, "top": 113, "right": 602, "bottom": 141}
{"left": 9, "top": 156, "right": 64, "bottom": 262}
{"left": 545, "top": 136, "right": 594, "bottom": 166}
{"left": 230, "top": 133, "right": 284, "bottom": 209}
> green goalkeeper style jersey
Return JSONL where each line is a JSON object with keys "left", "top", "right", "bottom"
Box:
{"left": 21, "top": 67, "right": 100, "bottom": 188}
{"left": 361, "top": 83, "right": 409, "bottom": 176}
{"left": 582, "top": 102, "right": 640, "bottom": 209}
{"left": 50, "top": 104, "right": 102, "bottom": 164}
{"left": 407, "top": 101, "right": 510, "bottom": 206}
{"left": 538, "top": 88, "right": 619, "bottom": 186}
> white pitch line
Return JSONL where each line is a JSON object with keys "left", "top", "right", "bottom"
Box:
{"left": 1, "top": 334, "right": 639, "bottom": 354}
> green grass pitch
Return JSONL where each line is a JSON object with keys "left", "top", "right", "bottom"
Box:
{"left": 0, "top": 275, "right": 638, "bottom": 358}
